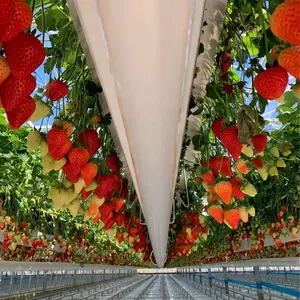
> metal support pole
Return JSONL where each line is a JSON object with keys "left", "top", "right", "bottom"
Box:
{"left": 254, "top": 266, "right": 264, "bottom": 300}
{"left": 19, "top": 270, "right": 24, "bottom": 294}
{"left": 208, "top": 268, "right": 212, "bottom": 288}
{"left": 43, "top": 271, "right": 47, "bottom": 291}
{"left": 223, "top": 267, "right": 229, "bottom": 295}
{"left": 199, "top": 268, "right": 202, "bottom": 285}
{"left": 9, "top": 271, "right": 14, "bottom": 295}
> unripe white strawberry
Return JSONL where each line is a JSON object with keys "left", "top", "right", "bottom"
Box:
{"left": 30, "top": 100, "right": 51, "bottom": 122}
{"left": 27, "top": 131, "right": 43, "bottom": 151}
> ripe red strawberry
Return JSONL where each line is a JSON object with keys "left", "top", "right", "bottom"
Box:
{"left": 220, "top": 51, "right": 231, "bottom": 74}
{"left": 115, "top": 213, "right": 126, "bottom": 226}
{"left": 224, "top": 84, "right": 233, "bottom": 95}
{"left": 251, "top": 134, "right": 268, "bottom": 153}
{"left": 254, "top": 66, "right": 288, "bottom": 100}
{"left": 211, "top": 119, "right": 225, "bottom": 139}
{"left": 106, "top": 151, "right": 120, "bottom": 172}
{"left": 214, "top": 181, "right": 232, "bottom": 205}
{"left": 120, "top": 187, "right": 128, "bottom": 199}
{"left": 201, "top": 170, "right": 214, "bottom": 185}
{"left": 252, "top": 157, "right": 264, "bottom": 169}
{"left": 207, "top": 205, "right": 223, "bottom": 224}
{"left": 219, "top": 125, "right": 243, "bottom": 160}
{"left": 230, "top": 177, "right": 245, "bottom": 200}
{"left": 0, "top": 75, "right": 36, "bottom": 112}
{"left": 68, "top": 148, "right": 90, "bottom": 171}
{"left": 0, "top": 0, "right": 14, "bottom": 41}
{"left": 209, "top": 157, "right": 221, "bottom": 176}
{"left": 99, "top": 202, "right": 114, "bottom": 224}
{"left": 4, "top": 33, "right": 45, "bottom": 79}
{"left": 117, "top": 231, "right": 124, "bottom": 243}
{"left": 47, "top": 128, "right": 72, "bottom": 160}
{"left": 6, "top": 96, "right": 35, "bottom": 129}
{"left": 46, "top": 80, "right": 68, "bottom": 101}
{"left": 3, "top": 0, "right": 33, "bottom": 42}
{"left": 81, "top": 188, "right": 92, "bottom": 200}
{"left": 220, "top": 156, "right": 233, "bottom": 176}
{"left": 129, "top": 226, "right": 139, "bottom": 237}
{"left": 62, "top": 160, "right": 81, "bottom": 183}
{"left": 238, "top": 82, "right": 245, "bottom": 90}
{"left": 96, "top": 175, "right": 113, "bottom": 199}
{"left": 78, "top": 129, "right": 101, "bottom": 156}
{"left": 80, "top": 162, "right": 98, "bottom": 185}
{"left": 224, "top": 209, "right": 240, "bottom": 230}
{"left": 209, "top": 156, "right": 233, "bottom": 177}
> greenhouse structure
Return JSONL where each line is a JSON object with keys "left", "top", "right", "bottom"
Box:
{"left": 0, "top": 0, "right": 299, "bottom": 299}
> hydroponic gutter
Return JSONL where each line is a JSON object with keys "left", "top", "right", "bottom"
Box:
{"left": 179, "top": 0, "right": 228, "bottom": 190}
{"left": 67, "top": 0, "right": 228, "bottom": 266}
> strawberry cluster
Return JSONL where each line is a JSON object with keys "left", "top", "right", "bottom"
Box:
{"left": 0, "top": 0, "right": 46, "bottom": 129}
{"left": 254, "top": 0, "right": 300, "bottom": 100}
{"left": 198, "top": 118, "right": 271, "bottom": 230}
{"left": 169, "top": 213, "right": 209, "bottom": 258}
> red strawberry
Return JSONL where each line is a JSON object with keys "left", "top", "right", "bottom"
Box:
{"left": 68, "top": 148, "right": 90, "bottom": 171}
{"left": 115, "top": 213, "right": 126, "bottom": 226}
{"left": 251, "top": 134, "right": 268, "bottom": 153}
{"left": 224, "top": 209, "right": 240, "bottom": 229}
{"left": 201, "top": 170, "right": 214, "bottom": 185}
{"left": 219, "top": 125, "right": 243, "bottom": 160}
{"left": 224, "top": 84, "right": 233, "bottom": 95}
{"left": 0, "top": 0, "right": 14, "bottom": 41}
{"left": 104, "top": 217, "right": 115, "bottom": 230}
{"left": 220, "top": 51, "right": 231, "bottom": 74}
{"left": 214, "top": 181, "right": 232, "bottom": 205}
{"left": 80, "top": 162, "right": 98, "bottom": 185}
{"left": 230, "top": 177, "right": 245, "bottom": 200}
{"left": 113, "top": 198, "right": 124, "bottom": 212}
{"left": 46, "top": 80, "right": 68, "bottom": 101}
{"left": 252, "top": 157, "right": 264, "bottom": 169}
{"left": 117, "top": 231, "right": 124, "bottom": 243}
{"left": 207, "top": 205, "right": 223, "bottom": 224}
{"left": 211, "top": 119, "right": 225, "bottom": 139}
{"left": 209, "top": 156, "right": 232, "bottom": 177}
{"left": 99, "top": 202, "right": 114, "bottom": 223}
{"left": 2, "top": 240, "right": 10, "bottom": 251}
{"left": 81, "top": 188, "right": 92, "bottom": 200}
{"left": 220, "top": 156, "right": 233, "bottom": 176}
{"left": 254, "top": 66, "right": 288, "bottom": 100}
{"left": 0, "top": 75, "right": 36, "bottom": 112}
{"left": 62, "top": 161, "right": 81, "bottom": 183}
{"left": 129, "top": 226, "right": 139, "bottom": 237}
{"left": 78, "top": 129, "right": 101, "bottom": 156}
{"left": 96, "top": 175, "right": 113, "bottom": 199}
{"left": 47, "top": 128, "right": 72, "bottom": 160}
{"left": 238, "top": 82, "right": 245, "bottom": 90}
{"left": 3, "top": 0, "right": 33, "bottom": 42}
{"left": 120, "top": 187, "right": 128, "bottom": 199}
{"left": 4, "top": 33, "right": 45, "bottom": 79}
{"left": 208, "top": 157, "right": 221, "bottom": 176}
{"left": 6, "top": 96, "right": 35, "bottom": 129}
{"left": 106, "top": 151, "right": 120, "bottom": 172}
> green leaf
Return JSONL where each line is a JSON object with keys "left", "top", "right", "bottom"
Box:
{"left": 284, "top": 92, "right": 298, "bottom": 107}
{"left": 258, "top": 95, "right": 268, "bottom": 114}
{"left": 243, "top": 36, "right": 259, "bottom": 56}
{"left": 35, "top": 6, "right": 69, "bottom": 32}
